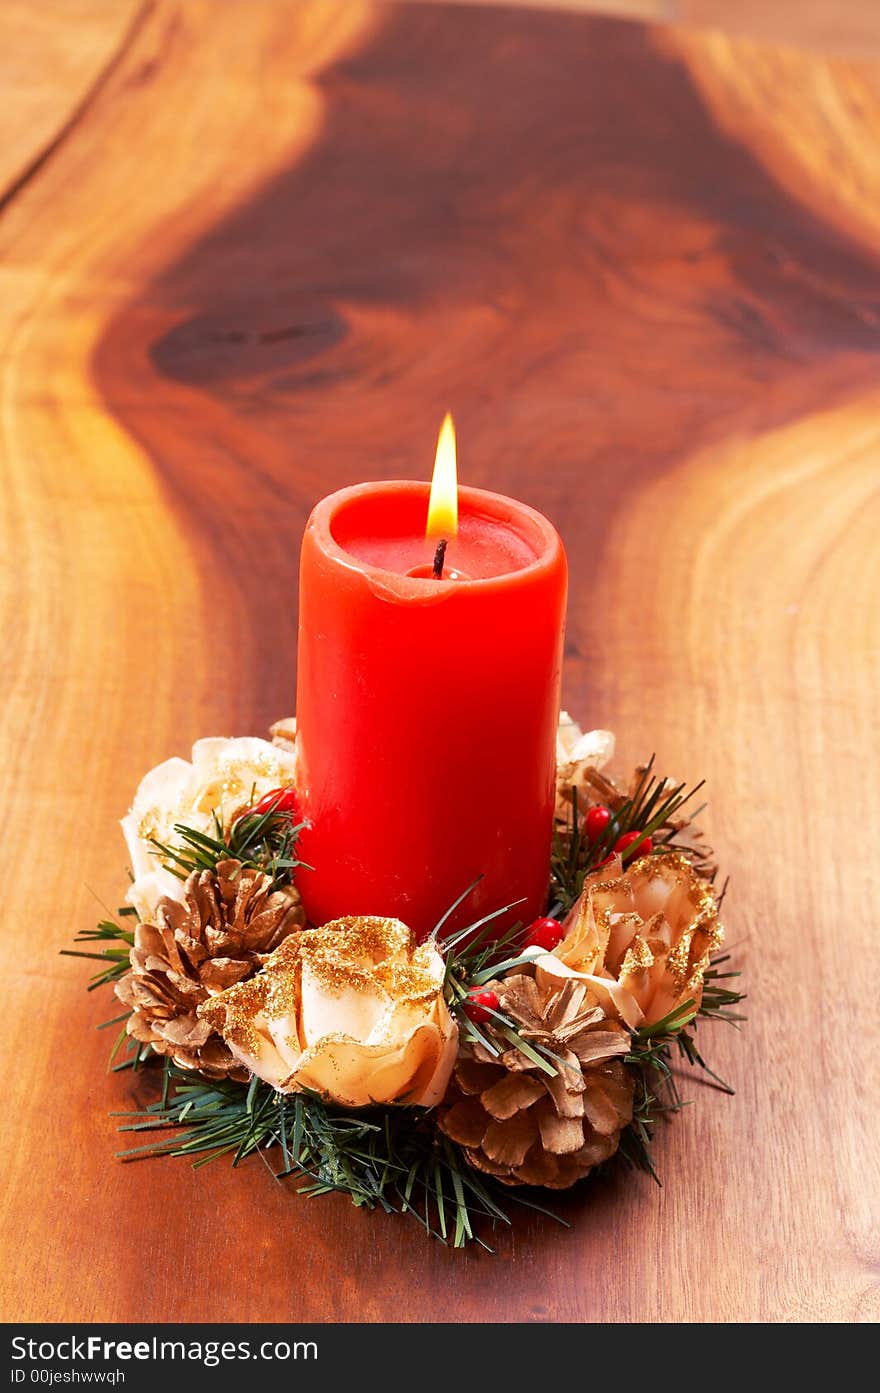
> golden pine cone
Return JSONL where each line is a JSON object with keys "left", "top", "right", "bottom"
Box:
{"left": 115, "top": 858, "right": 304, "bottom": 1079}
{"left": 440, "top": 970, "right": 634, "bottom": 1188}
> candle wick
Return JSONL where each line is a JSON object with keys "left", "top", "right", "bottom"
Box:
{"left": 432, "top": 539, "right": 448, "bottom": 579}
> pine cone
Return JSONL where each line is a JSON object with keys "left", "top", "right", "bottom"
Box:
{"left": 440, "top": 970, "right": 634, "bottom": 1188}
{"left": 115, "top": 858, "right": 304, "bottom": 1079}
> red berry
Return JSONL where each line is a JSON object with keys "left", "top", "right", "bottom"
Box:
{"left": 585, "top": 805, "right": 611, "bottom": 844}
{"left": 524, "top": 916, "right": 564, "bottom": 951}
{"left": 253, "top": 786, "right": 299, "bottom": 817}
{"left": 464, "top": 989, "right": 500, "bottom": 1024}
{"left": 615, "top": 830, "right": 653, "bottom": 860}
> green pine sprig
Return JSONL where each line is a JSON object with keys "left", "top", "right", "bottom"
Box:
{"left": 60, "top": 918, "right": 136, "bottom": 990}
{"left": 550, "top": 767, "right": 708, "bottom": 917}
{"left": 697, "top": 954, "right": 747, "bottom": 1025}
{"left": 437, "top": 888, "right": 562, "bottom": 1076}
{"left": 619, "top": 960, "right": 746, "bottom": 1180}
{"left": 113, "top": 1063, "right": 565, "bottom": 1251}
{"left": 151, "top": 799, "right": 306, "bottom": 893}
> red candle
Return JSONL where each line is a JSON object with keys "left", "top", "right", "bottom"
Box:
{"left": 293, "top": 432, "right": 567, "bottom": 941}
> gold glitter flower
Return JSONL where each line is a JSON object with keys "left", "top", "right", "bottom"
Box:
{"left": 199, "top": 916, "right": 459, "bottom": 1108}
{"left": 545, "top": 851, "right": 723, "bottom": 1027}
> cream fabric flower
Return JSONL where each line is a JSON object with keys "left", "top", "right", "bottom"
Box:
{"left": 199, "top": 916, "right": 459, "bottom": 1109}
{"left": 122, "top": 737, "right": 298, "bottom": 921}
{"left": 545, "top": 851, "right": 723, "bottom": 1027}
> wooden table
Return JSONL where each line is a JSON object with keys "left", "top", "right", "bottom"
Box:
{"left": 2, "top": 0, "right": 878, "bottom": 1324}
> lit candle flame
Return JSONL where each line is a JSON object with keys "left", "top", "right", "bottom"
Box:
{"left": 426, "top": 412, "right": 458, "bottom": 538}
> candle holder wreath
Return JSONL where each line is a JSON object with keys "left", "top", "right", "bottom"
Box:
{"left": 66, "top": 713, "right": 744, "bottom": 1250}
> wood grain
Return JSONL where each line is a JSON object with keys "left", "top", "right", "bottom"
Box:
{"left": 1, "top": 0, "right": 879, "bottom": 1324}
{"left": 0, "top": 0, "right": 145, "bottom": 202}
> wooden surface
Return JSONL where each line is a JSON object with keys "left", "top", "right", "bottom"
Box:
{"left": 2, "top": 0, "right": 879, "bottom": 1325}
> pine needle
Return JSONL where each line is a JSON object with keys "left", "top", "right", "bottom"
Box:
{"left": 151, "top": 803, "right": 305, "bottom": 893}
